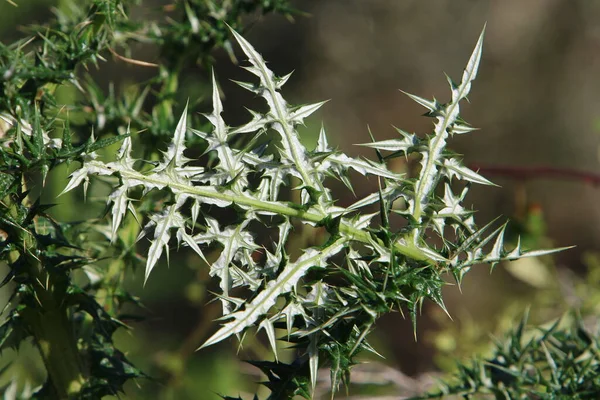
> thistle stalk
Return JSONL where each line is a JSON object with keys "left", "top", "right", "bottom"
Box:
{"left": 6, "top": 231, "right": 84, "bottom": 398}
{"left": 21, "top": 284, "right": 85, "bottom": 399}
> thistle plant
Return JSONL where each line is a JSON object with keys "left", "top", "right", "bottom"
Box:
{"left": 59, "top": 25, "right": 568, "bottom": 398}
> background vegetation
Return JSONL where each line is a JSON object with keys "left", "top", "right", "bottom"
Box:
{"left": 1, "top": 0, "right": 599, "bottom": 399}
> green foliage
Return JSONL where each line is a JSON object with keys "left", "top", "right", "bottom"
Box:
{"left": 420, "top": 312, "right": 600, "bottom": 399}
{"left": 0, "top": 1, "right": 570, "bottom": 399}
{"left": 0, "top": 0, "right": 295, "bottom": 398}
{"left": 422, "top": 203, "right": 600, "bottom": 399}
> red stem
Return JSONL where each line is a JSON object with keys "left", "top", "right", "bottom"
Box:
{"left": 469, "top": 164, "right": 600, "bottom": 186}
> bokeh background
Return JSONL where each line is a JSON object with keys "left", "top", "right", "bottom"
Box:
{"left": 2, "top": 0, "right": 600, "bottom": 398}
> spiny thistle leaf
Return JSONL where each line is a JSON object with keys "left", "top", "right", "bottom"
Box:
{"left": 229, "top": 28, "right": 323, "bottom": 194}
{"left": 409, "top": 27, "right": 485, "bottom": 232}
{"left": 159, "top": 102, "right": 189, "bottom": 172}
{"left": 199, "top": 239, "right": 346, "bottom": 349}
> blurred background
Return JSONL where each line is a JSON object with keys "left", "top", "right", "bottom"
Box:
{"left": 2, "top": 0, "right": 600, "bottom": 398}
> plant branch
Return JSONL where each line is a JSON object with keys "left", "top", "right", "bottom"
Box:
{"left": 21, "top": 288, "right": 85, "bottom": 399}
{"left": 8, "top": 243, "right": 85, "bottom": 398}
{"left": 469, "top": 164, "right": 600, "bottom": 186}
{"left": 112, "top": 166, "right": 432, "bottom": 263}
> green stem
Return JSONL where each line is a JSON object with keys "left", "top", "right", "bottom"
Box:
{"left": 5, "top": 198, "right": 85, "bottom": 398}
{"left": 22, "top": 300, "right": 85, "bottom": 399}
{"left": 113, "top": 167, "right": 431, "bottom": 263}
{"left": 16, "top": 251, "right": 85, "bottom": 398}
